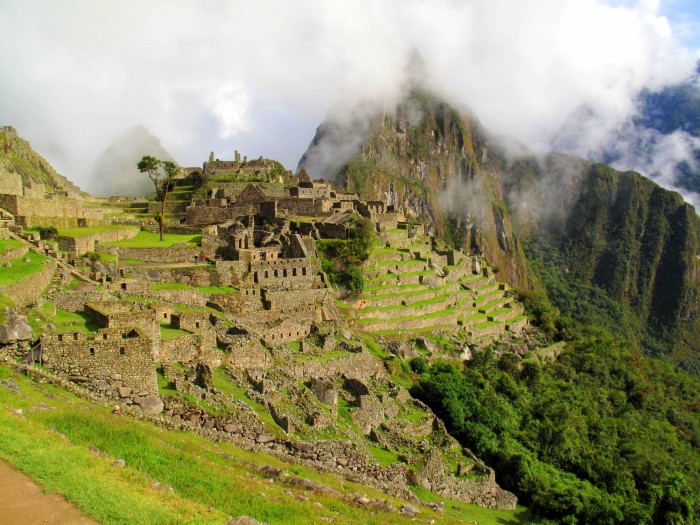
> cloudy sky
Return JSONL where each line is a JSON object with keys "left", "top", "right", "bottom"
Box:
{"left": 1, "top": 0, "right": 699, "bottom": 196}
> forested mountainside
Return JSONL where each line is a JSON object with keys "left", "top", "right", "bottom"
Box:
{"left": 300, "top": 88, "right": 700, "bottom": 371}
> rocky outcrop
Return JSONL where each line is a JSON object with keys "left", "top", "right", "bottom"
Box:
{"left": 0, "top": 308, "right": 32, "bottom": 344}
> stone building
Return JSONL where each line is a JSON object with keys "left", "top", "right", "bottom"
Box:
{"left": 40, "top": 327, "right": 162, "bottom": 413}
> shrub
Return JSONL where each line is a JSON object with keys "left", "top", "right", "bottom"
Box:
{"left": 410, "top": 357, "right": 429, "bottom": 374}
{"left": 37, "top": 226, "right": 58, "bottom": 240}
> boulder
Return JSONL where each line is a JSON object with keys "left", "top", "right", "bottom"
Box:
{"left": 0, "top": 308, "right": 32, "bottom": 343}
{"left": 141, "top": 394, "right": 164, "bottom": 415}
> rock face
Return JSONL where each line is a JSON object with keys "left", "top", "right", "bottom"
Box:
{"left": 299, "top": 88, "right": 530, "bottom": 288}
{"left": 0, "top": 308, "right": 32, "bottom": 344}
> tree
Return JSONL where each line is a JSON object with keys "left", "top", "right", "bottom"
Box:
{"left": 137, "top": 155, "right": 178, "bottom": 241}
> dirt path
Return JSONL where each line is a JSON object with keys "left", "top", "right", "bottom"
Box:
{"left": 0, "top": 459, "right": 99, "bottom": 525}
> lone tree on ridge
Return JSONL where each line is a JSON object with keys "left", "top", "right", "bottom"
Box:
{"left": 137, "top": 155, "right": 178, "bottom": 241}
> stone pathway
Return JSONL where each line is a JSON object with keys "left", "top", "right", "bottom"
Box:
{"left": 0, "top": 459, "right": 99, "bottom": 525}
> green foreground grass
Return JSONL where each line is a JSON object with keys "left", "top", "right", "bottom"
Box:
{"left": 0, "top": 365, "right": 532, "bottom": 525}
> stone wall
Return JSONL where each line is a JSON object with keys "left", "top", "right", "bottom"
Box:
{"left": 147, "top": 201, "right": 190, "bottom": 214}
{"left": 0, "top": 193, "right": 109, "bottom": 229}
{"left": 263, "top": 288, "right": 328, "bottom": 311}
{"left": 0, "top": 260, "right": 55, "bottom": 307}
{"left": 85, "top": 301, "right": 160, "bottom": 346}
{"left": 289, "top": 352, "right": 386, "bottom": 381}
{"left": 40, "top": 329, "right": 160, "bottom": 409}
{"left": 57, "top": 226, "right": 139, "bottom": 254}
{"left": 50, "top": 291, "right": 117, "bottom": 312}
{"left": 0, "top": 172, "right": 23, "bottom": 196}
{"left": 97, "top": 245, "right": 200, "bottom": 263}
{"left": 0, "top": 244, "right": 27, "bottom": 265}
{"left": 160, "top": 335, "right": 223, "bottom": 367}
{"left": 251, "top": 258, "right": 322, "bottom": 290}
{"left": 261, "top": 318, "right": 314, "bottom": 345}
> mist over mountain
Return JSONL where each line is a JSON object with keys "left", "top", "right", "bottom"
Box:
{"left": 90, "top": 126, "right": 174, "bottom": 197}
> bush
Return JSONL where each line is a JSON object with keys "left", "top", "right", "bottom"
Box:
{"left": 37, "top": 226, "right": 58, "bottom": 240}
{"left": 410, "top": 357, "right": 429, "bottom": 374}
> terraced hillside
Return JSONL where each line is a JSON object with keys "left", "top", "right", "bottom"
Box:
{"left": 344, "top": 225, "right": 527, "bottom": 338}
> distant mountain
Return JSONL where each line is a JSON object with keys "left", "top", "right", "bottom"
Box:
{"left": 0, "top": 125, "right": 83, "bottom": 194}
{"left": 299, "top": 87, "right": 700, "bottom": 370}
{"left": 90, "top": 125, "right": 174, "bottom": 197}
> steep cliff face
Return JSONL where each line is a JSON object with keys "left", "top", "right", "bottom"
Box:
{"left": 564, "top": 165, "right": 700, "bottom": 330}
{"left": 299, "top": 89, "right": 700, "bottom": 359}
{"left": 0, "top": 126, "right": 82, "bottom": 194}
{"left": 300, "top": 89, "right": 530, "bottom": 287}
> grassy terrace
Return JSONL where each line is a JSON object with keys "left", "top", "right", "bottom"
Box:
{"left": 0, "top": 250, "right": 50, "bottom": 285}
{"left": 473, "top": 288, "right": 505, "bottom": 304}
{"left": 361, "top": 294, "right": 450, "bottom": 313}
{"left": 363, "top": 284, "right": 453, "bottom": 301}
{"left": 160, "top": 324, "right": 190, "bottom": 341}
{"left": 103, "top": 230, "right": 201, "bottom": 248}
{"left": 52, "top": 309, "right": 100, "bottom": 334}
{"left": 370, "top": 325, "right": 457, "bottom": 336}
{"left": 151, "top": 283, "right": 238, "bottom": 294}
{"left": 375, "top": 258, "right": 427, "bottom": 267}
{"left": 357, "top": 307, "right": 458, "bottom": 325}
{"left": 0, "top": 239, "right": 23, "bottom": 254}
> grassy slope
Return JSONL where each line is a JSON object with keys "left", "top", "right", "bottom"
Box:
{"left": 0, "top": 365, "right": 532, "bottom": 525}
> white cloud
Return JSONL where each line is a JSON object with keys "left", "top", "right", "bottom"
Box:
{"left": 0, "top": 0, "right": 696, "bottom": 197}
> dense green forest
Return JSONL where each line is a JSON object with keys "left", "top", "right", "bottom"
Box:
{"left": 411, "top": 234, "right": 700, "bottom": 524}
{"left": 412, "top": 333, "right": 699, "bottom": 524}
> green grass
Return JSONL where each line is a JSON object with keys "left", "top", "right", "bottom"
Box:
{"left": 151, "top": 283, "right": 238, "bottom": 294}
{"left": 0, "top": 239, "right": 23, "bottom": 254}
{"left": 156, "top": 364, "right": 178, "bottom": 396}
{"left": 103, "top": 231, "right": 202, "bottom": 248}
{"left": 0, "top": 250, "right": 50, "bottom": 285}
{"left": 160, "top": 324, "right": 190, "bottom": 341}
{"left": 52, "top": 309, "right": 100, "bottom": 334}
{"left": 367, "top": 445, "right": 400, "bottom": 467}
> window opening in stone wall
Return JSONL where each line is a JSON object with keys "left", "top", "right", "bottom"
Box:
{"left": 89, "top": 347, "right": 95, "bottom": 356}
{"left": 120, "top": 347, "right": 125, "bottom": 355}
{"left": 73, "top": 333, "right": 79, "bottom": 340}
{"left": 302, "top": 267, "right": 307, "bottom": 276}
{"left": 195, "top": 322, "right": 200, "bottom": 329}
